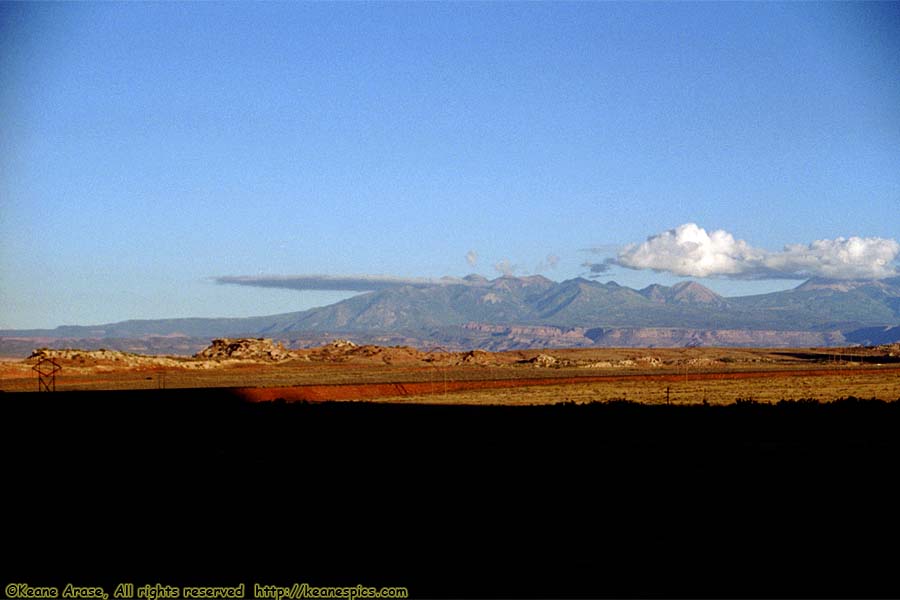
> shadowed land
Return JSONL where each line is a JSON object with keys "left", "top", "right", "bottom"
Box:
{"left": 3, "top": 387, "right": 899, "bottom": 598}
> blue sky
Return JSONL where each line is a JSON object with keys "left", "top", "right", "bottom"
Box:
{"left": 2, "top": 2, "right": 899, "bottom": 329}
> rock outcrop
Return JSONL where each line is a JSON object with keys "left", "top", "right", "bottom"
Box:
{"left": 194, "top": 338, "right": 290, "bottom": 361}
{"left": 27, "top": 347, "right": 186, "bottom": 368}
{"left": 528, "top": 354, "right": 560, "bottom": 368}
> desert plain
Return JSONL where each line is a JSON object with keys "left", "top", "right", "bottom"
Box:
{"left": 4, "top": 337, "right": 899, "bottom": 405}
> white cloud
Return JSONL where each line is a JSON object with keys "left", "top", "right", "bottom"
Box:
{"left": 765, "top": 237, "right": 900, "bottom": 280}
{"left": 616, "top": 224, "right": 761, "bottom": 278}
{"left": 614, "top": 223, "right": 899, "bottom": 280}
{"left": 466, "top": 250, "right": 478, "bottom": 267}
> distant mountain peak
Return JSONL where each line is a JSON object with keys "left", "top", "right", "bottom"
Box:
{"left": 6, "top": 273, "right": 899, "bottom": 350}
{"left": 670, "top": 281, "right": 721, "bottom": 302}
{"left": 795, "top": 277, "right": 900, "bottom": 293}
{"left": 639, "top": 284, "right": 668, "bottom": 304}
{"left": 488, "top": 274, "right": 554, "bottom": 290}
{"left": 639, "top": 281, "right": 723, "bottom": 305}
{"left": 671, "top": 281, "right": 706, "bottom": 290}
{"left": 795, "top": 278, "right": 855, "bottom": 292}
{"left": 516, "top": 274, "right": 553, "bottom": 285}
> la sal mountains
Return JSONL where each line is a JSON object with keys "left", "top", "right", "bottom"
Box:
{"left": 2, "top": 275, "right": 900, "bottom": 356}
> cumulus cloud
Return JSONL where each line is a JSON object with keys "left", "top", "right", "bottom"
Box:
{"left": 615, "top": 224, "right": 762, "bottom": 278}
{"left": 466, "top": 250, "right": 478, "bottom": 267}
{"left": 764, "top": 238, "right": 900, "bottom": 280}
{"left": 612, "top": 223, "right": 900, "bottom": 280}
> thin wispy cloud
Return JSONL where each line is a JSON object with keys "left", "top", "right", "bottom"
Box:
{"left": 535, "top": 254, "right": 560, "bottom": 273}
{"left": 493, "top": 259, "right": 518, "bottom": 277}
{"left": 583, "top": 243, "right": 623, "bottom": 255}
{"left": 218, "top": 225, "right": 898, "bottom": 297}
{"left": 466, "top": 250, "right": 478, "bottom": 267}
{"left": 581, "top": 260, "right": 615, "bottom": 278}
{"left": 215, "top": 275, "right": 451, "bottom": 292}
{"left": 611, "top": 223, "right": 900, "bottom": 280}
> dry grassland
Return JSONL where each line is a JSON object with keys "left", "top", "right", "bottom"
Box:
{"left": 2, "top": 341, "right": 899, "bottom": 404}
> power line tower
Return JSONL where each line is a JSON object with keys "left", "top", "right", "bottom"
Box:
{"left": 426, "top": 346, "right": 450, "bottom": 399}
{"left": 33, "top": 357, "right": 61, "bottom": 392}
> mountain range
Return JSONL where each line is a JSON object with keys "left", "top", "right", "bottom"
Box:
{"left": 2, "top": 275, "right": 900, "bottom": 355}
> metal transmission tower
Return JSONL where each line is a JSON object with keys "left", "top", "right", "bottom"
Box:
{"left": 426, "top": 346, "right": 450, "bottom": 398}
{"left": 33, "top": 357, "right": 61, "bottom": 392}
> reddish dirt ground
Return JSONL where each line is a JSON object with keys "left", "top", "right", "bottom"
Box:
{"left": 232, "top": 365, "right": 900, "bottom": 403}
{"left": 5, "top": 343, "right": 899, "bottom": 403}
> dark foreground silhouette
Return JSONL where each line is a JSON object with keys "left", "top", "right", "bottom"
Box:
{"left": 3, "top": 390, "right": 899, "bottom": 599}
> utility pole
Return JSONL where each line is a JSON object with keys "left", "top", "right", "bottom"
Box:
{"left": 33, "top": 357, "right": 61, "bottom": 392}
